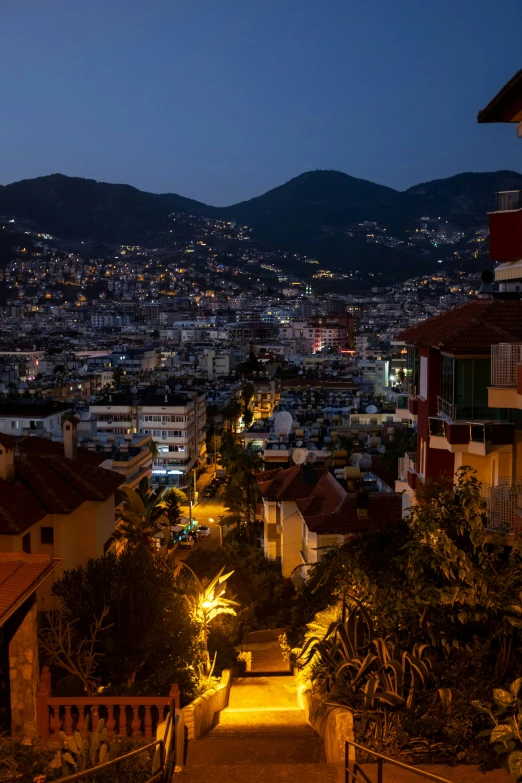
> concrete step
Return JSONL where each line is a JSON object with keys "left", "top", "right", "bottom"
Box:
{"left": 215, "top": 708, "right": 308, "bottom": 729}
{"left": 177, "top": 762, "right": 339, "bottom": 782}
{"left": 186, "top": 733, "right": 327, "bottom": 767}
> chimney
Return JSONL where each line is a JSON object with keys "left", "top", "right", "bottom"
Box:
{"left": 356, "top": 486, "right": 369, "bottom": 519}
{"left": 0, "top": 440, "right": 15, "bottom": 482}
{"left": 63, "top": 419, "right": 77, "bottom": 461}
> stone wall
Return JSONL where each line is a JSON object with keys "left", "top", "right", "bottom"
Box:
{"left": 181, "top": 669, "right": 232, "bottom": 741}
{"left": 9, "top": 602, "right": 39, "bottom": 739}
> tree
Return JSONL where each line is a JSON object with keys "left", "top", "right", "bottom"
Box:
{"left": 112, "top": 366, "right": 124, "bottom": 386}
{"left": 39, "top": 607, "right": 111, "bottom": 696}
{"left": 119, "top": 485, "right": 169, "bottom": 551}
{"left": 220, "top": 436, "right": 262, "bottom": 523}
{"left": 181, "top": 565, "right": 239, "bottom": 677}
{"left": 222, "top": 400, "right": 242, "bottom": 435}
{"left": 51, "top": 549, "right": 198, "bottom": 694}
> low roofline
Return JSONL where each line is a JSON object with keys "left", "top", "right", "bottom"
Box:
{"left": 478, "top": 69, "right": 522, "bottom": 123}
{"left": 0, "top": 554, "right": 61, "bottom": 625}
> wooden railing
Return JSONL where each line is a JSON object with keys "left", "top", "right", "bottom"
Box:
{"left": 36, "top": 667, "right": 180, "bottom": 743}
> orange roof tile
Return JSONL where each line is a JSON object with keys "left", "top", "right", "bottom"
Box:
{"left": 397, "top": 300, "right": 522, "bottom": 354}
{"left": 0, "top": 553, "right": 60, "bottom": 624}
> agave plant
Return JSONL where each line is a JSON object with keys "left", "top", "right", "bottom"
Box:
{"left": 182, "top": 564, "right": 239, "bottom": 677}
{"left": 295, "top": 597, "right": 436, "bottom": 748}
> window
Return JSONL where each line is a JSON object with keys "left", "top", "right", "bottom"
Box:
{"left": 22, "top": 533, "right": 31, "bottom": 553}
{"left": 41, "top": 527, "right": 54, "bottom": 544}
{"left": 419, "top": 355, "right": 428, "bottom": 399}
{"left": 11, "top": 420, "right": 19, "bottom": 429}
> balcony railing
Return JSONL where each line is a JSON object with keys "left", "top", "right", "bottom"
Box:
{"left": 397, "top": 452, "right": 416, "bottom": 481}
{"left": 436, "top": 396, "right": 513, "bottom": 422}
{"left": 496, "top": 190, "right": 522, "bottom": 211}
{"left": 486, "top": 477, "right": 522, "bottom": 533}
{"left": 491, "top": 343, "right": 522, "bottom": 387}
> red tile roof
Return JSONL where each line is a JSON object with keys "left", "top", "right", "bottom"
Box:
{"left": 301, "top": 493, "right": 403, "bottom": 534}
{"left": 255, "top": 466, "right": 327, "bottom": 501}
{"left": 397, "top": 300, "right": 522, "bottom": 354}
{"left": 0, "top": 553, "right": 60, "bottom": 624}
{"left": 477, "top": 70, "right": 522, "bottom": 123}
{"left": 256, "top": 467, "right": 402, "bottom": 535}
{"left": 0, "top": 439, "right": 125, "bottom": 535}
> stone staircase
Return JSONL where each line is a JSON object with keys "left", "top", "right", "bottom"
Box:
{"left": 178, "top": 676, "right": 338, "bottom": 783}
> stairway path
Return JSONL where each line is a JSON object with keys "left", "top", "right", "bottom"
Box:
{"left": 178, "top": 676, "right": 337, "bottom": 782}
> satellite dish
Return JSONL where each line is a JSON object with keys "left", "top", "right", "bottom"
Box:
{"left": 80, "top": 412, "right": 91, "bottom": 421}
{"left": 292, "top": 448, "right": 307, "bottom": 465}
{"left": 273, "top": 411, "right": 293, "bottom": 437}
{"left": 298, "top": 370, "right": 303, "bottom": 375}
{"left": 359, "top": 455, "right": 372, "bottom": 470}
{"left": 366, "top": 405, "right": 378, "bottom": 414}
{"left": 131, "top": 386, "right": 138, "bottom": 394}
{"left": 175, "top": 384, "right": 182, "bottom": 391}
{"left": 378, "top": 444, "right": 386, "bottom": 454}
{"left": 349, "top": 452, "right": 364, "bottom": 466}
{"left": 306, "top": 451, "right": 317, "bottom": 464}
{"left": 296, "top": 440, "right": 303, "bottom": 447}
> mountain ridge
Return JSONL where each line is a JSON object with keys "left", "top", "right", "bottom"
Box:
{"left": 1, "top": 169, "right": 521, "bottom": 277}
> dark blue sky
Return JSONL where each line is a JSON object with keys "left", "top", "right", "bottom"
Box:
{"left": 2, "top": 0, "right": 521, "bottom": 205}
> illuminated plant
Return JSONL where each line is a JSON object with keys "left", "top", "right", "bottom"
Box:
{"left": 182, "top": 564, "right": 239, "bottom": 677}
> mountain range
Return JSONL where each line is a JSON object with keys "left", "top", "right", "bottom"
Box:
{"left": 1, "top": 169, "right": 522, "bottom": 277}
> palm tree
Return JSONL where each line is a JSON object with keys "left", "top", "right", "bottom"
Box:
{"left": 118, "top": 486, "right": 169, "bottom": 552}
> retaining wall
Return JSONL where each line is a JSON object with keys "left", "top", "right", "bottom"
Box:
{"left": 181, "top": 669, "right": 232, "bottom": 741}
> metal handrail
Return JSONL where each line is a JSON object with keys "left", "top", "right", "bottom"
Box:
{"left": 345, "top": 739, "right": 454, "bottom": 783}
{"left": 52, "top": 700, "right": 177, "bottom": 783}
{"left": 51, "top": 740, "right": 164, "bottom": 783}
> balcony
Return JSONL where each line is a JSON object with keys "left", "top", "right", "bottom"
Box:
{"left": 489, "top": 191, "right": 522, "bottom": 262}
{"left": 489, "top": 344, "right": 522, "bottom": 409}
{"left": 395, "top": 395, "right": 418, "bottom": 422}
{"left": 496, "top": 191, "right": 522, "bottom": 211}
{"left": 429, "top": 417, "right": 515, "bottom": 454}
{"left": 486, "top": 477, "right": 522, "bottom": 534}
{"left": 436, "top": 396, "right": 512, "bottom": 422}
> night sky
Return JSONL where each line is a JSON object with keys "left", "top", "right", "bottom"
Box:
{"left": 2, "top": 0, "right": 521, "bottom": 205}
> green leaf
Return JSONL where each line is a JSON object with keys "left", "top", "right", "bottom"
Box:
{"left": 493, "top": 689, "right": 514, "bottom": 709}
{"left": 490, "top": 724, "right": 514, "bottom": 745}
{"left": 508, "top": 750, "right": 522, "bottom": 780}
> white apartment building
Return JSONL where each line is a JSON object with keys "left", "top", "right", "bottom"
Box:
{"left": 89, "top": 388, "right": 206, "bottom": 486}
{"left": 198, "top": 349, "right": 236, "bottom": 380}
{"left": 0, "top": 402, "right": 72, "bottom": 438}
{"left": 278, "top": 323, "right": 349, "bottom": 354}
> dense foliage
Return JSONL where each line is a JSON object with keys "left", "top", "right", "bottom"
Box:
{"left": 289, "top": 468, "right": 522, "bottom": 767}
{"left": 177, "top": 523, "right": 294, "bottom": 671}
{"left": 49, "top": 549, "right": 198, "bottom": 698}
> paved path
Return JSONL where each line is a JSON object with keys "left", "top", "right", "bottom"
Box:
{"left": 179, "top": 676, "right": 337, "bottom": 783}
{"left": 241, "top": 628, "right": 292, "bottom": 674}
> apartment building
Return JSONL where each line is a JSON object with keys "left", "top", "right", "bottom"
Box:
{"left": 397, "top": 299, "right": 522, "bottom": 533}
{"left": 0, "top": 402, "right": 72, "bottom": 438}
{"left": 253, "top": 379, "right": 281, "bottom": 420}
{"left": 0, "top": 430, "right": 124, "bottom": 608}
{"left": 89, "top": 388, "right": 206, "bottom": 486}
{"left": 256, "top": 465, "right": 402, "bottom": 580}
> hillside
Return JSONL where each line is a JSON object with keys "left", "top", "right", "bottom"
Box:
{"left": 1, "top": 169, "right": 521, "bottom": 277}
{"left": 0, "top": 174, "right": 209, "bottom": 244}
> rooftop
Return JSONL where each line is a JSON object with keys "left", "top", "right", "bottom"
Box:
{"left": 0, "top": 435, "right": 124, "bottom": 535}
{"left": 0, "top": 552, "right": 61, "bottom": 625}
{"left": 397, "top": 299, "right": 522, "bottom": 354}
{"left": 256, "top": 465, "right": 402, "bottom": 534}
{"left": 478, "top": 70, "right": 522, "bottom": 123}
